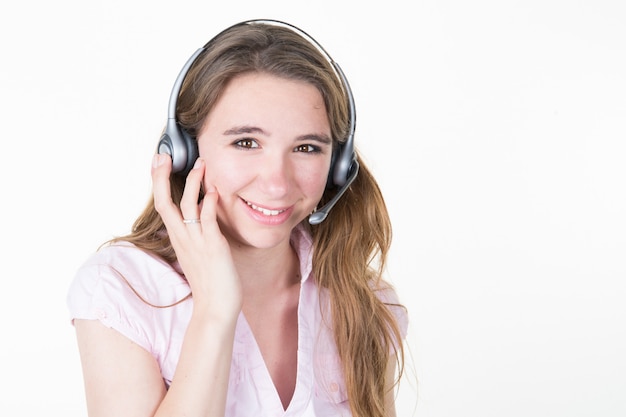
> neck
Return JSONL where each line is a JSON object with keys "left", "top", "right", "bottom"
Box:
{"left": 230, "top": 240, "right": 301, "bottom": 300}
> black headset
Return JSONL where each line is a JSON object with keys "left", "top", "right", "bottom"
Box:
{"left": 157, "top": 19, "right": 359, "bottom": 225}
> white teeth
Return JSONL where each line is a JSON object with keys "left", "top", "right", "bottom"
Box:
{"left": 246, "top": 201, "right": 284, "bottom": 216}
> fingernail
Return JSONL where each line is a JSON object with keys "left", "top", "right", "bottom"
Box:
{"left": 193, "top": 158, "right": 202, "bottom": 169}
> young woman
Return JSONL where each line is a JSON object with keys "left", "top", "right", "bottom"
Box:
{"left": 67, "top": 20, "right": 408, "bottom": 417}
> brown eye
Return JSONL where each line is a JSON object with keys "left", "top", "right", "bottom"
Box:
{"left": 294, "top": 144, "right": 320, "bottom": 153}
{"left": 235, "top": 139, "right": 258, "bottom": 149}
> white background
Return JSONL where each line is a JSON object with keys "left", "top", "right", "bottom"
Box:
{"left": 1, "top": 1, "right": 625, "bottom": 416}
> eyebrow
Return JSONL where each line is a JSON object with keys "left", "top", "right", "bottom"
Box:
{"left": 297, "top": 133, "right": 332, "bottom": 145}
{"left": 223, "top": 126, "right": 266, "bottom": 136}
{"left": 223, "top": 125, "right": 332, "bottom": 145}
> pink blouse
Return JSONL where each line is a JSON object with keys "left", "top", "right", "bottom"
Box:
{"left": 67, "top": 225, "right": 408, "bottom": 416}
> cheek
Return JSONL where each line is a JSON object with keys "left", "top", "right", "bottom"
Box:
{"left": 299, "top": 161, "right": 332, "bottom": 199}
{"left": 202, "top": 157, "right": 243, "bottom": 192}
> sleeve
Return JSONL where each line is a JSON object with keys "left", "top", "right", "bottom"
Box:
{"left": 66, "top": 258, "right": 155, "bottom": 355}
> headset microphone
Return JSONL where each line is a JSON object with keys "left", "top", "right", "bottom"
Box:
{"left": 308, "top": 159, "right": 359, "bottom": 225}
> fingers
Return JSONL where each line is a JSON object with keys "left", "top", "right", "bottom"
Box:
{"left": 152, "top": 153, "right": 181, "bottom": 228}
{"left": 200, "top": 183, "right": 220, "bottom": 235}
{"left": 152, "top": 153, "right": 223, "bottom": 248}
{"left": 152, "top": 154, "right": 205, "bottom": 232}
{"left": 151, "top": 154, "right": 240, "bottom": 313}
{"left": 180, "top": 159, "right": 204, "bottom": 225}
{"left": 152, "top": 155, "right": 216, "bottom": 233}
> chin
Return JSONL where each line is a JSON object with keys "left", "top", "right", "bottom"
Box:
{"left": 219, "top": 216, "right": 304, "bottom": 251}
{"left": 233, "top": 227, "right": 294, "bottom": 250}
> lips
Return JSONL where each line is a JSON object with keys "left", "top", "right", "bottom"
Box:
{"left": 244, "top": 200, "right": 287, "bottom": 216}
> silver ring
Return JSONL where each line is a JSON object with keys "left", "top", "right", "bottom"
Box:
{"left": 182, "top": 218, "right": 201, "bottom": 224}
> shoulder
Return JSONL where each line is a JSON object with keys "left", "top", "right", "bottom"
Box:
{"left": 70, "top": 242, "right": 190, "bottom": 307}
{"left": 67, "top": 242, "right": 191, "bottom": 347}
{"left": 71, "top": 243, "right": 186, "bottom": 300}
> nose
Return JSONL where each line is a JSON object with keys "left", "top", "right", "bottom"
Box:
{"left": 256, "top": 152, "right": 294, "bottom": 197}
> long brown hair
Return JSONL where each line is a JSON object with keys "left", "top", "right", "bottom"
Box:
{"left": 114, "top": 22, "right": 405, "bottom": 416}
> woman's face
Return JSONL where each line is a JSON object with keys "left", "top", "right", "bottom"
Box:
{"left": 196, "top": 72, "right": 333, "bottom": 249}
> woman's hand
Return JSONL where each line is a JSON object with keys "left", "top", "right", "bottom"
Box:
{"left": 150, "top": 153, "right": 240, "bottom": 416}
{"left": 151, "top": 154, "right": 243, "bottom": 320}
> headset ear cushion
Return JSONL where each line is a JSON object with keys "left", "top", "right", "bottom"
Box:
{"left": 157, "top": 121, "right": 198, "bottom": 175}
{"left": 326, "top": 147, "right": 338, "bottom": 189}
{"left": 180, "top": 128, "right": 199, "bottom": 175}
{"left": 157, "top": 133, "right": 174, "bottom": 159}
{"left": 332, "top": 144, "right": 356, "bottom": 187}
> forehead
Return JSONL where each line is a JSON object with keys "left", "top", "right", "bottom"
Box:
{"left": 202, "top": 72, "right": 331, "bottom": 135}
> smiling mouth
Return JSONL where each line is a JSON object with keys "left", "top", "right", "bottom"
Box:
{"left": 244, "top": 200, "right": 286, "bottom": 216}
